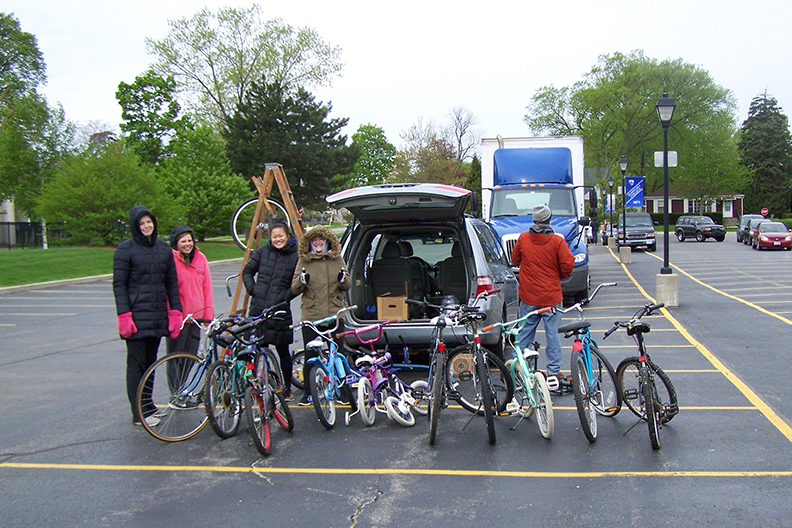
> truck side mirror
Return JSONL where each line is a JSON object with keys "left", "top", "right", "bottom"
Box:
{"left": 578, "top": 216, "right": 591, "bottom": 227}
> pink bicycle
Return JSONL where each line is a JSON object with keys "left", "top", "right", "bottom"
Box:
{"left": 338, "top": 321, "right": 429, "bottom": 427}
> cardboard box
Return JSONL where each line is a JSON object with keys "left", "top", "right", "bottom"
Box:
{"left": 377, "top": 295, "right": 408, "bottom": 321}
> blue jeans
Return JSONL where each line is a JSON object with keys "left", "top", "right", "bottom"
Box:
{"left": 518, "top": 300, "right": 563, "bottom": 375}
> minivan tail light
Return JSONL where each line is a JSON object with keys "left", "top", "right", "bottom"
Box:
{"left": 476, "top": 276, "right": 494, "bottom": 296}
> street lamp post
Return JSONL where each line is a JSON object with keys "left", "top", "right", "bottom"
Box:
{"left": 619, "top": 155, "right": 628, "bottom": 248}
{"left": 656, "top": 93, "right": 676, "bottom": 274}
{"left": 607, "top": 175, "right": 614, "bottom": 243}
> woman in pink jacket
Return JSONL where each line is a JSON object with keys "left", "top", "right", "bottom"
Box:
{"left": 167, "top": 225, "right": 214, "bottom": 357}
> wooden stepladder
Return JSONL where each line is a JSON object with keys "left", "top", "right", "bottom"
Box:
{"left": 229, "top": 163, "right": 305, "bottom": 316}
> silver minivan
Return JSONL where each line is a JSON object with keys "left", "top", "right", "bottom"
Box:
{"left": 326, "top": 183, "right": 519, "bottom": 357}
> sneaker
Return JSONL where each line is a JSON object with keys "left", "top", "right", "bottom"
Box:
{"left": 545, "top": 373, "right": 560, "bottom": 392}
{"left": 297, "top": 394, "right": 312, "bottom": 406}
{"left": 134, "top": 415, "right": 161, "bottom": 427}
{"left": 284, "top": 390, "right": 294, "bottom": 402}
{"left": 169, "top": 397, "right": 199, "bottom": 410}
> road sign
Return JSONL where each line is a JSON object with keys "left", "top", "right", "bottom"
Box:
{"left": 761, "top": 207, "right": 768, "bottom": 216}
{"left": 654, "top": 151, "right": 678, "bottom": 167}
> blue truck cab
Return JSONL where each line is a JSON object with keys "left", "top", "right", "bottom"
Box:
{"left": 481, "top": 136, "right": 590, "bottom": 302}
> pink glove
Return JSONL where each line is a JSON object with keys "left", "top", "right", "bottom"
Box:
{"left": 118, "top": 312, "right": 137, "bottom": 338}
{"left": 168, "top": 310, "right": 182, "bottom": 339}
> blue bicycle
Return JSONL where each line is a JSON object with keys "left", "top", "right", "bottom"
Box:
{"left": 291, "top": 305, "right": 360, "bottom": 429}
{"left": 558, "top": 282, "right": 622, "bottom": 443}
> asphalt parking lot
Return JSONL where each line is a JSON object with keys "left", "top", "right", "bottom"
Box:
{"left": 1, "top": 231, "right": 791, "bottom": 527}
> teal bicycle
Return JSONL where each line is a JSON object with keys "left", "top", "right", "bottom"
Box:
{"left": 483, "top": 305, "right": 555, "bottom": 439}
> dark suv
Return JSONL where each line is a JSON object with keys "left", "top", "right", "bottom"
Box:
{"left": 674, "top": 215, "right": 726, "bottom": 242}
{"left": 737, "top": 214, "right": 764, "bottom": 243}
{"left": 614, "top": 212, "right": 657, "bottom": 251}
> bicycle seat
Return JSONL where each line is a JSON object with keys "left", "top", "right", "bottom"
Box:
{"left": 215, "top": 333, "right": 236, "bottom": 348}
{"left": 557, "top": 320, "right": 591, "bottom": 334}
{"left": 627, "top": 321, "right": 650, "bottom": 336}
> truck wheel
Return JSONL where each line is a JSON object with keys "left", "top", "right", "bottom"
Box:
{"left": 695, "top": 231, "right": 705, "bottom": 242}
{"left": 649, "top": 243, "right": 657, "bottom": 252}
{"left": 676, "top": 231, "right": 685, "bottom": 242}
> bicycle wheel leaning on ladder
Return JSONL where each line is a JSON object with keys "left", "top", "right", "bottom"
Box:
{"left": 230, "top": 197, "right": 290, "bottom": 250}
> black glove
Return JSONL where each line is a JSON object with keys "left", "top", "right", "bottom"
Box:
{"left": 337, "top": 268, "right": 346, "bottom": 283}
{"left": 299, "top": 267, "right": 310, "bottom": 285}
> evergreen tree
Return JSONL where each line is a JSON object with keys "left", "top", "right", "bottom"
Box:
{"left": 738, "top": 92, "right": 792, "bottom": 216}
{"left": 225, "top": 81, "right": 358, "bottom": 209}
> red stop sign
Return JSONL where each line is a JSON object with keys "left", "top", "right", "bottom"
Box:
{"left": 761, "top": 207, "right": 768, "bottom": 216}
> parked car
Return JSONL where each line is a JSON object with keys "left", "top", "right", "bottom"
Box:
{"left": 327, "top": 183, "right": 520, "bottom": 357}
{"left": 743, "top": 218, "right": 764, "bottom": 245}
{"left": 737, "top": 214, "right": 764, "bottom": 243}
{"left": 613, "top": 212, "right": 657, "bottom": 251}
{"left": 674, "top": 215, "right": 726, "bottom": 242}
{"left": 750, "top": 221, "right": 792, "bottom": 250}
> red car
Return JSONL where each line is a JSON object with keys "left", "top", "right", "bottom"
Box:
{"left": 751, "top": 221, "right": 792, "bottom": 250}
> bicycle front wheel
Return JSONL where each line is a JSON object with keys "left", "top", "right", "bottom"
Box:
{"left": 589, "top": 345, "right": 621, "bottom": 417}
{"left": 532, "top": 371, "right": 554, "bottom": 439}
{"left": 642, "top": 369, "right": 661, "bottom": 450}
{"left": 230, "top": 197, "right": 291, "bottom": 250}
{"left": 309, "top": 364, "right": 336, "bottom": 429}
{"left": 475, "top": 347, "right": 497, "bottom": 445}
{"left": 136, "top": 353, "right": 208, "bottom": 442}
{"left": 617, "top": 357, "right": 678, "bottom": 423}
{"left": 358, "top": 376, "right": 376, "bottom": 426}
{"left": 203, "top": 360, "right": 242, "bottom": 438}
{"left": 428, "top": 353, "right": 444, "bottom": 446}
{"left": 384, "top": 395, "right": 416, "bottom": 427}
{"left": 447, "top": 346, "right": 513, "bottom": 414}
{"left": 245, "top": 386, "right": 271, "bottom": 456}
{"left": 409, "top": 379, "right": 429, "bottom": 416}
{"left": 571, "top": 352, "right": 597, "bottom": 443}
{"left": 290, "top": 349, "right": 305, "bottom": 390}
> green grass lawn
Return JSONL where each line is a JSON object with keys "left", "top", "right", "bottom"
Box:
{"left": 0, "top": 242, "right": 243, "bottom": 288}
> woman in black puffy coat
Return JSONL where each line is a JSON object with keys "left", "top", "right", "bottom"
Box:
{"left": 113, "top": 205, "right": 182, "bottom": 426}
{"left": 242, "top": 222, "right": 299, "bottom": 400}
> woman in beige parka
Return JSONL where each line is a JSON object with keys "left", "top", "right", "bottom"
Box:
{"left": 291, "top": 226, "right": 352, "bottom": 405}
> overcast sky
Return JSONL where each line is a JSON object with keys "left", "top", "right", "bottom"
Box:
{"left": 6, "top": 0, "right": 792, "bottom": 148}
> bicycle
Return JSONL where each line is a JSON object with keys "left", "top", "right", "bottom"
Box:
{"left": 557, "top": 282, "right": 622, "bottom": 443}
{"left": 407, "top": 290, "right": 513, "bottom": 445}
{"left": 202, "top": 303, "right": 295, "bottom": 454}
{"left": 483, "top": 306, "right": 555, "bottom": 439}
{"left": 290, "top": 305, "right": 360, "bottom": 429}
{"left": 338, "top": 320, "right": 428, "bottom": 427}
{"left": 604, "top": 302, "right": 679, "bottom": 450}
{"left": 135, "top": 313, "right": 236, "bottom": 442}
{"left": 230, "top": 196, "right": 291, "bottom": 250}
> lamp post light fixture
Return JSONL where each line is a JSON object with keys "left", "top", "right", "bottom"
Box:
{"left": 656, "top": 93, "right": 676, "bottom": 274}
{"left": 619, "top": 155, "right": 628, "bottom": 249}
{"left": 607, "top": 175, "right": 615, "bottom": 242}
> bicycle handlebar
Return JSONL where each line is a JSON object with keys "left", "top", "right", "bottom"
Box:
{"left": 481, "top": 306, "right": 554, "bottom": 333}
{"left": 405, "top": 287, "right": 501, "bottom": 313}
{"left": 602, "top": 302, "right": 665, "bottom": 340}
{"left": 290, "top": 305, "right": 358, "bottom": 333}
{"left": 559, "top": 282, "right": 617, "bottom": 314}
{"left": 337, "top": 319, "right": 397, "bottom": 340}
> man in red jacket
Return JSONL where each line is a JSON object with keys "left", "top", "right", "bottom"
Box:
{"left": 511, "top": 204, "right": 575, "bottom": 390}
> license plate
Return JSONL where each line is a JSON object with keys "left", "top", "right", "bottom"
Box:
{"left": 774, "top": 242, "right": 781, "bottom": 246}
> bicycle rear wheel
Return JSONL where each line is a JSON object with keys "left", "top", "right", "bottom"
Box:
{"left": 271, "top": 385, "right": 295, "bottom": 432}
{"left": 291, "top": 349, "right": 305, "bottom": 390}
{"left": 309, "top": 364, "right": 336, "bottom": 429}
{"left": 589, "top": 344, "right": 621, "bottom": 417}
{"left": 475, "top": 347, "right": 497, "bottom": 445}
{"left": 571, "top": 352, "right": 597, "bottom": 443}
{"left": 230, "top": 197, "right": 291, "bottom": 250}
{"left": 642, "top": 368, "right": 661, "bottom": 450}
{"left": 245, "top": 386, "right": 271, "bottom": 456}
{"left": 136, "top": 353, "right": 208, "bottom": 442}
{"left": 203, "top": 360, "right": 242, "bottom": 438}
{"left": 357, "top": 377, "right": 376, "bottom": 426}
{"left": 447, "top": 346, "right": 513, "bottom": 415}
{"left": 428, "top": 353, "right": 444, "bottom": 446}
{"left": 409, "top": 379, "right": 429, "bottom": 416}
{"left": 616, "top": 357, "right": 678, "bottom": 423}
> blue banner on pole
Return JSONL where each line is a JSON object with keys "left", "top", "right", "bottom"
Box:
{"left": 626, "top": 176, "right": 644, "bottom": 207}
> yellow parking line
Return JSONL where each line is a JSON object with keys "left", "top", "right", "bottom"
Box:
{"left": 608, "top": 247, "right": 792, "bottom": 444}
{"left": 2, "top": 462, "right": 791, "bottom": 479}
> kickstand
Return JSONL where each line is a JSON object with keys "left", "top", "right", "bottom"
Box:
{"left": 623, "top": 416, "right": 643, "bottom": 436}
{"left": 460, "top": 405, "right": 481, "bottom": 431}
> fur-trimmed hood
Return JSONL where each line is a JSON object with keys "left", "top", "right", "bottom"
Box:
{"left": 297, "top": 226, "right": 342, "bottom": 260}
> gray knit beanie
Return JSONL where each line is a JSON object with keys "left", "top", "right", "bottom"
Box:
{"left": 533, "top": 204, "right": 552, "bottom": 224}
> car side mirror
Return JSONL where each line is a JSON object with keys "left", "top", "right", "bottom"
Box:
{"left": 578, "top": 216, "right": 591, "bottom": 226}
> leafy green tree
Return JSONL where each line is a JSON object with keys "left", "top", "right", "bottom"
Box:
{"left": 225, "top": 81, "right": 357, "bottom": 209}
{"left": 525, "top": 51, "right": 740, "bottom": 198}
{"left": 346, "top": 124, "right": 396, "bottom": 186}
{"left": 157, "top": 125, "right": 249, "bottom": 240}
{"left": 392, "top": 118, "right": 459, "bottom": 184}
{"left": 0, "top": 14, "right": 74, "bottom": 214}
{"left": 116, "top": 70, "right": 191, "bottom": 165}
{"left": 36, "top": 140, "right": 173, "bottom": 245}
{"left": 738, "top": 92, "right": 792, "bottom": 216}
{"left": 146, "top": 5, "right": 343, "bottom": 128}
